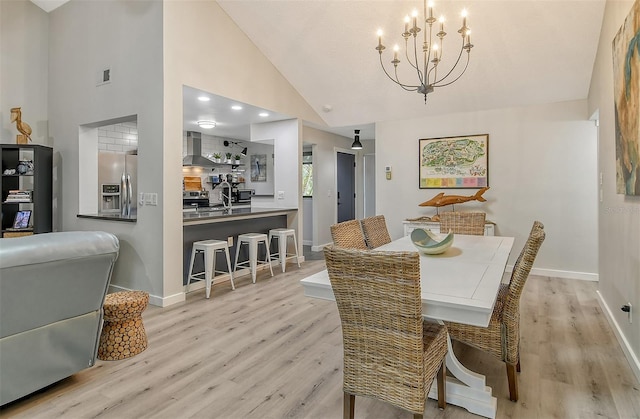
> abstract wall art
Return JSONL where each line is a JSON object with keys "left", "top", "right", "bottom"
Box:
{"left": 612, "top": 0, "right": 640, "bottom": 195}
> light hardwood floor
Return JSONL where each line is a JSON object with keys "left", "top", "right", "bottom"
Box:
{"left": 1, "top": 259, "right": 639, "bottom": 419}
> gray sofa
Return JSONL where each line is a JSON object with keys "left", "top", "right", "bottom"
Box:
{"left": 0, "top": 231, "right": 119, "bottom": 405}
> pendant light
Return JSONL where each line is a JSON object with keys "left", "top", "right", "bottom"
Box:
{"left": 351, "top": 129, "right": 363, "bottom": 150}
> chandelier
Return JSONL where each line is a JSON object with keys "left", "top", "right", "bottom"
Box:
{"left": 376, "top": 0, "right": 474, "bottom": 103}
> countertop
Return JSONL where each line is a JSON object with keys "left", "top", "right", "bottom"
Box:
{"left": 183, "top": 206, "right": 297, "bottom": 225}
{"left": 76, "top": 213, "right": 137, "bottom": 222}
{"left": 77, "top": 207, "right": 297, "bottom": 224}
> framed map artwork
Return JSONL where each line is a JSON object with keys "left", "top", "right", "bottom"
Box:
{"left": 419, "top": 134, "right": 489, "bottom": 189}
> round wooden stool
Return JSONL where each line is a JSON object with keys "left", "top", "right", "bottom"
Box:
{"left": 98, "top": 291, "right": 149, "bottom": 361}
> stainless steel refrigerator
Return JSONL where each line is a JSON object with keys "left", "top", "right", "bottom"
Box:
{"left": 98, "top": 151, "right": 137, "bottom": 216}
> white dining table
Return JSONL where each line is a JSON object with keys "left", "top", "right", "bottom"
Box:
{"left": 300, "top": 234, "right": 515, "bottom": 419}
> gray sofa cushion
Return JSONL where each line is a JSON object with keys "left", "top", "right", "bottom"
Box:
{"left": 0, "top": 231, "right": 119, "bottom": 405}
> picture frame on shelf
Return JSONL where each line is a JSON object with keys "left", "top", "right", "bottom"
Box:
{"left": 12, "top": 210, "right": 32, "bottom": 229}
{"left": 419, "top": 134, "right": 489, "bottom": 189}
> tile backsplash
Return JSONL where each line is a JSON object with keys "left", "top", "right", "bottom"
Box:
{"left": 98, "top": 121, "right": 138, "bottom": 153}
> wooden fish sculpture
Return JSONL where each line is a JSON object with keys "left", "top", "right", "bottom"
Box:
{"left": 419, "top": 187, "right": 489, "bottom": 207}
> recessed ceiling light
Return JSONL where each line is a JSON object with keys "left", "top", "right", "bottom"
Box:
{"left": 198, "top": 96, "right": 210, "bottom": 102}
{"left": 197, "top": 120, "right": 216, "bottom": 129}
{"left": 259, "top": 112, "right": 269, "bottom": 117}
{"left": 231, "top": 105, "right": 243, "bottom": 110}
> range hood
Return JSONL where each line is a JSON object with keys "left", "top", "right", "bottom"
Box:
{"left": 183, "top": 131, "right": 215, "bottom": 167}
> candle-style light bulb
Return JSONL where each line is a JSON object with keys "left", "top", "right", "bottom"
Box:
{"left": 377, "top": 28, "right": 383, "bottom": 46}
{"left": 404, "top": 15, "right": 410, "bottom": 33}
{"left": 412, "top": 9, "right": 418, "bottom": 29}
{"left": 439, "top": 15, "right": 445, "bottom": 32}
{"left": 428, "top": 1, "right": 434, "bottom": 19}
{"left": 393, "top": 44, "right": 400, "bottom": 61}
{"left": 461, "top": 8, "right": 468, "bottom": 28}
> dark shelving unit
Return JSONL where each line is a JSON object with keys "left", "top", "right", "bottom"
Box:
{"left": 1, "top": 144, "right": 53, "bottom": 237}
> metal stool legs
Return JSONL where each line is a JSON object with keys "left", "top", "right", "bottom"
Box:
{"left": 268, "top": 228, "right": 301, "bottom": 273}
{"left": 234, "top": 233, "right": 274, "bottom": 283}
{"left": 187, "top": 240, "right": 235, "bottom": 298}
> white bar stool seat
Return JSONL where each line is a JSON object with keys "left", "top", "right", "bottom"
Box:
{"left": 268, "top": 228, "right": 301, "bottom": 273}
{"left": 186, "top": 239, "right": 235, "bottom": 299}
{"left": 234, "top": 233, "right": 274, "bottom": 283}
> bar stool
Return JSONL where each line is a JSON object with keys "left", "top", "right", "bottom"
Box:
{"left": 268, "top": 228, "right": 301, "bottom": 272}
{"left": 234, "top": 233, "right": 274, "bottom": 283}
{"left": 187, "top": 239, "right": 235, "bottom": 299}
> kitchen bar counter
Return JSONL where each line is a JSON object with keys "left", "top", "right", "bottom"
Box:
{"left": 182, "top": 206, "right": 299, "bottom": 287}
{"left": 183, "top": 206, "right": 297, "bottom": 225}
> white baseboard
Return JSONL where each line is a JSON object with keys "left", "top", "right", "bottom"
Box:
{"left": 505, "top": 266, "right": 598, "bottom": 281}
{"left": 108, "top": 284, "right": 185, "bottom": 307}
{"left": 311, "top": 242, "right": 332, "bottom": 252}
{"left": 123, "top": 257, "right": 309, "bottom": 307}
{"left": 596, "top": 290, "right": 640, "bottom": 384}
{"left": 302, "top": 239, "right": 312, "bottom": 246}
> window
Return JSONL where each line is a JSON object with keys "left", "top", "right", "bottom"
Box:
{"left": 302, "top": 152, "right": 313, "bottom": 197}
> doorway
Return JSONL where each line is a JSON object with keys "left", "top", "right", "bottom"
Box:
{"left": 336, "top": 151, "right": 355, "bottom": 222}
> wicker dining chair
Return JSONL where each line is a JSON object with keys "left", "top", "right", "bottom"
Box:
{"left": 323, "top": 245, "right": 448, "bottom": 419}
{"left": 439, "top": 211, "right": 486, "bottom": 235}
{"left": 360, "top": 215, "right": 392, "bottom": 249}
{"left": 445, "top": 227, "right": 545, "bottom": 402}
{"left": 330, "top": 219, "right": 368, "bottom": 249}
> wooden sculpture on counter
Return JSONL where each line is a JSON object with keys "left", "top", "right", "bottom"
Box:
{"left": 419, "top": 187, "right": 490, "bottom": 221}
{"left": 10, "top": 107, "right": 32, "bottom": 144}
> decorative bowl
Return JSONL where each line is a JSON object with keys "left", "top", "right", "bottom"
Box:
{"left": 410, "top": 228, "right": 454, "bottom": 255}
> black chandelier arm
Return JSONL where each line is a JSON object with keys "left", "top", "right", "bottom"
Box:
{"left": 379, "top": 54, "right": 420, "bottom": 90}
{"left": 432, "top": 52, "right": 470, "bottom": 88}
{"left": 403, "top": 36, "right": 425, "bottom": 86}
{"left": 431, "top": 38, "right": 466, "bottom": 86}
{"left": 426, "top": 65, "right": 438, "bottom": 90}
{"left": 423, "top": 25, "right": 435, "bottom": 82}
{"left": 395, "top": 66, "right": 420, "bottom": 91}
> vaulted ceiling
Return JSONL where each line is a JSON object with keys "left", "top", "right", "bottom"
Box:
{"left": 31, "top": 0, "right": 606, "bottom": 141}
{"left": 217, "top": 0, "right": 606, "bottom": 139}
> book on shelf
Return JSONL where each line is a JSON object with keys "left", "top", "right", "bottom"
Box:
{"left": 4, "top": 190, "right": 33, "bottom": 203}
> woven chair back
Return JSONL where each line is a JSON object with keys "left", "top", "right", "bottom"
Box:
{"left": 330, "top": 219, "right": 367, "bottom": 249}
{"left": 502, "top": 228, "right": 545, "bottom": 363}
{"left": 323, "top": 245, "right": 428, "bottom": 413}
{"left": 360, "top": 215, "right": 392, "bottom": 249}
{"left": 439, "top": 211, "right": 486, "bottom": 235}
{"left": 513, "top": 221, "right": 545, "bottom": 270}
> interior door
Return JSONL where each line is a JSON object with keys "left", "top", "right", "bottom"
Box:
{"left": 337, "top": 152, "right": 355, "bottom": 222}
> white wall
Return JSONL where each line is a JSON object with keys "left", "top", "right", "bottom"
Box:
{"left": 47, "top": 0, "right": 165, "bottom": 301}
{"left": 587, "top": 0, "right": 639, "bottom": 381}
{"left": 302, "top": 126, "right": 353, "bottom": 249}
{"left": 302, "top": 197, "right": 313, "bottom": 245}
{"left": 0, "top": 0, "right": 49, "bottom": 145}
{"left": 377, "top": 100, "right": 599, "bottom": 279}
{"left": 250, "top": 119, "right": 300, "bottom": 209}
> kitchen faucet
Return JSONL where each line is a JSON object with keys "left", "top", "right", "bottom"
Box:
{"left": 219, "top": 181, "right": 232, "bottom": 210}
